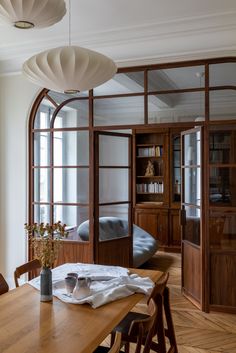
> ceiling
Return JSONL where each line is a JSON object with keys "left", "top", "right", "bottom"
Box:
{"left": 0, "top": 0, "right": 236, "bottom": 76}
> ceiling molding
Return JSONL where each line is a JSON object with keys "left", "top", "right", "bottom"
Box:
{"left": 1, "top": 11, "right": 236, "bottom": 77}
{"left": 1, "top": 11, "right": 236, "bottom": 58}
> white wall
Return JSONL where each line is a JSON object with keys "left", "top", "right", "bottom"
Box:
{"left": 0, "top": 74, "right": 39, "bottom": 287}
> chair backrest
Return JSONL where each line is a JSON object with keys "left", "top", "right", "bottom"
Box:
{"left": 14, "top": 259, "right": 41, "bottom": 287}
{"left": 108, "top": 332, "right": 122, "bottom": 353}
{"left": 128, "top": 298, "right": 157, "bottom": 353}
{"left": 147, "top": 272, "right": 169, "bottom": 304}
{"left": 0, "top": 273, "right": 9, "bottom": 295}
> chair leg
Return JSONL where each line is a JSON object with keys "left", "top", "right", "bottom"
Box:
{"left": 154, "top": 296, "right": 167, "bottom": 353}
{"left": 163, "top": 287, "right": 178, "bottom": 353}
{"left": 110, "top": 332, "right": 116, "bottom": 347}
{"left": 124, "top": 342, "right": 130, "bottom": 353}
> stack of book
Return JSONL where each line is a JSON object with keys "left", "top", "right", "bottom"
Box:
{"left": 137, "top": 182, "right": 164, "bottom": 193}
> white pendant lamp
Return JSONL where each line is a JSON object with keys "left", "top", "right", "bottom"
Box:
{"left": 0, "top": 0, "right": 66, "bottom": 29}
{"left": 22, "top": 0, "right": 117, "bottom": 93}
{"left": 22, "top": 45, "right": 117, "bottom": 93}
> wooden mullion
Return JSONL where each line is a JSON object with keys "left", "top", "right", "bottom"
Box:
{"left": 99, "top": 201, "right": 131, "bottom": 206}
{"left": 99, "top": 166, "right": 131, "bottom": 169}
{"left": 144, "top": 69, "right": 148, "bottom": 125}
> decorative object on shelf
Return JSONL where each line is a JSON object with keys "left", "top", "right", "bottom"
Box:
{"left": 145, "top": 160, "right": 155, "bottom": 176}
{"left": 24, "top": 221, "right": 68, "bottom": 302}
{"left": 0, "top": 0, "right": 66, "bottom": 29}
{"left": 22, "top": 0, "right": 117, "bottom": 93}
{"left": 174, "top": 179, "right": 181, "bottom": 195}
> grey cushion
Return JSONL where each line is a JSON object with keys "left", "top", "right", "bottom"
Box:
{"left": 77, "top": 217, "right": 158, "bottom": 268}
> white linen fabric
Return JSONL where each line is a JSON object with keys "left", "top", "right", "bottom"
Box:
{"left": 28, "top": 263, "right": 154, "bottom": 308}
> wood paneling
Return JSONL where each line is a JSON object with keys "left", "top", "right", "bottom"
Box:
{"left": 97, "top": 237, "right": 132, "bottom": 267}
{"left": 182, "top": 241, "right": 201, "bottom": 304}
{"left": 55, "top": 241, "right": 93, "bottom": 266}
{"left": 210, "top": 253, "right": 236, "bottom": 308}
{"left": 169, "top": 209, "right": 181, "bottom": 247}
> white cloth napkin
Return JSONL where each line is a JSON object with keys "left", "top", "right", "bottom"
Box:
{"left": 28, "top": 263, "right": 154, "bottom": 308}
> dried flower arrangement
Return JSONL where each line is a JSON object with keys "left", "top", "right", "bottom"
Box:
{"left": 24, "top": 221, "right": 68, "bottom": 268}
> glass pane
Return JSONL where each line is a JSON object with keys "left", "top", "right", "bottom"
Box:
{"left": 209, "top": 63, "right": 236, "bottom": 87}
{"left": 54, "top": 131, "right": 89, "bottom": 166}
{"left": 99, "top": 135, "right": 129, "bottom": 166}
{"left": 148, "top": 92, "right": 205, "bottom": 124}
{"left": 173, "top": 134, "right": 181, "bottom": 202}
{"left": 148, "top": 66, "right": 204, "bottom": 91}
{"left": 48, "top": 90, "right": 88, "bottom": 104}
{"left": 210, "top": 90, "right": 236, "bottom": 121}
{"left": 99, "top": 169, "right": 129, "bottom": 203}
{"left": 53, "top": 99, "right": 89, "bottom": 128}
{"left": 94, "top": 72, "right": 144, "bottom": 96}
{"left": 209, "top": 167, "right": 236, "bottom": 206}
{"left": 34, "top": 132, "right": 50, "bottom": 166}
{"left": 34, "top": 205, "right": 50, "bottom": 223}
{"left": 183, "top": 131, "right": 201, "bottom": 166}
{"left": 94, "top": 96, "right": 144, "bottom": 126}
{"left": 53, "top": 205, "right": 89, "bottom": 230}
{"left": 54, "top": 168, "right": 89, "bottom": 203}
{"left": 184, "top": 167, "right": 201, "bottom": 206}
{"left": 99, "top": 204, "right": 129, "bottom": 219}
{"left": 209, "top": 211, "right": 236, "bottom": 250}
{"left": 34, "top": 100, "right": 55, "bottom": 129}
{"left": 209, "top": 131, "right": 235, "bottom": 164}
{"left": 34, "top": 169, "right": 50, "bottom": 202}
{"left": 183, "top": 206, "right": 200, "bottom": 245}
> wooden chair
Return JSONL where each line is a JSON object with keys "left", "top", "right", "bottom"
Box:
{"left": 94, "top": 299, "right": 157, "bottom": 353}
{"left": 0, "top": 273, "right": 9, "bottom": 295}
{"left": 111, "top": 272, "right": 178, "bottom": 353}
{"left": 93, "top": 332, "right": 122, "bottom": 353}
{"left": 14, "top": 259, "right": 41, "bottom": 287}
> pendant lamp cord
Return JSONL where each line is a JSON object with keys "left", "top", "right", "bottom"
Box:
{"left": 68, "top": 0, "right": 71, "bottom": 46}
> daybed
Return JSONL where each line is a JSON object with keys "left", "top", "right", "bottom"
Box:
{"left": 77, "top": 217, "right": 158, "bottom": 267}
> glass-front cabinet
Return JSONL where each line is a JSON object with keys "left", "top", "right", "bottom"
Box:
{"left": 209, "top": 125, "right": 236, "bottom": 310}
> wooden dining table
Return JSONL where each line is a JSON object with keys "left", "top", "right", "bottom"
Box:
{"left": 0, "top": 268, "right": 163, "bottom": 353}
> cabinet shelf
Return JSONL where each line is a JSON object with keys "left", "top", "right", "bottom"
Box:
{"left": 137, "top": 192, "right": 163, "bottom": 195}
{"left": 136, "top": 156, "right": 162, "bottom": 159}
{"left": 137, "top": 175, "right": 163, "bottom": 179}
{"left": 136, "top": 144, "right": 163, "bottom": 147}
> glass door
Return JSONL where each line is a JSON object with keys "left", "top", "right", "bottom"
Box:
{"left": 181, "top": 127, "right": 203, "bottom": 309}
{"left": 94, "top": 131, "right": 133, "bottom": 267}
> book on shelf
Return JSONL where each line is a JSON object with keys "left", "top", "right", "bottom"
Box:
{"left": 137, "top": 145, "right": 163, "bottom": 157}
{"left": 136, "top": 182, "right": 164, "bottom": 194}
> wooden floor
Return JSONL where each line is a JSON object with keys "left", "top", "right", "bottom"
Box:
{"left": 104, "top": 251, "right": 236, "bottom": 352}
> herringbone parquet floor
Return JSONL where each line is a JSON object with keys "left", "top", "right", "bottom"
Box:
{"left": 103, "top": 251, "right": 236, "bottom": 352}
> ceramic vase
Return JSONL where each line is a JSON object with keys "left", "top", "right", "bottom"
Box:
{"left": 40, "top": 267, "right": 52, "bottom": 302}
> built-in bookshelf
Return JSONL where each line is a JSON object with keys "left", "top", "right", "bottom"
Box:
{"left": 134, "top": 130, "right": 168, "bottom": 206}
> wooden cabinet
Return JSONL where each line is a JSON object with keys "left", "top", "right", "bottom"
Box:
{"left": 133, "top": 128, "right": 187, "bottom": 250}
{"left": 134, "top": 207, "right": 168, "bottom": 246}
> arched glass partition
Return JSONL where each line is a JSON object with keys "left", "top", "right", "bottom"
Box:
{"left": 28, "top": 58, "right": 236, "bottom": 312}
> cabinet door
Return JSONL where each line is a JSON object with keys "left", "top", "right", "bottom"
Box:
{"left": 134, "top": 208, "right": 168, "bottom": 245}
{"left": 169, "top": 209, "right": 181, "bottom": 246}
{"left": 134, "top": 210, "right": 158, "bottom": 238}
